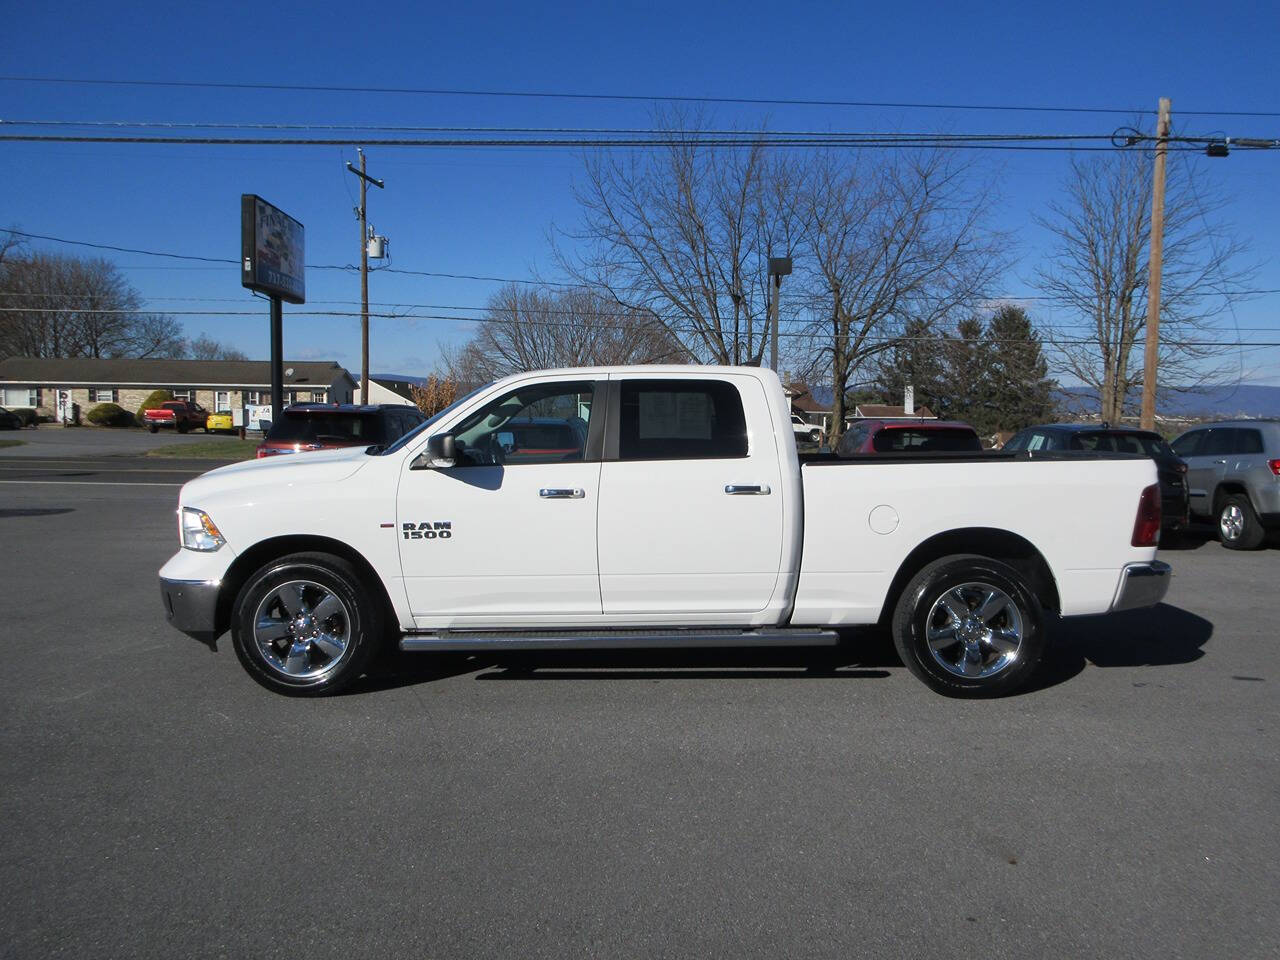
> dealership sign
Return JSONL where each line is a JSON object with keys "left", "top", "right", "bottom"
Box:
{"left": 240, "top": 195, "right": 305, "bottom": 304}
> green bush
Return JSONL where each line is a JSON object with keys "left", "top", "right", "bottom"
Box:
{"left": 87, "top": 402, "right": 137, "bottom": 428}
{"left": 136, "top": 389, "right": 174, "bottom": 425}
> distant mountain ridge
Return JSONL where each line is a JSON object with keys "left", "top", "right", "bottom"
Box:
{"left": 1055, "top": 384, "right": 1280, "bottom": 419}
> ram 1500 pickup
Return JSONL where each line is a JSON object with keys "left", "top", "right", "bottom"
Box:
{"left": 159, "top": 366, "right": 1170, "bottom": 698}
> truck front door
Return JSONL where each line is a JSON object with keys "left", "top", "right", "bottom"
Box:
{"left": 397, "top": 379, "right": 604, "bottom": 623}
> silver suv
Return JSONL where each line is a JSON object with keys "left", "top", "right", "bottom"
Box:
{"left": 1170, "top": 420, "right": 1280, "bottom": 549}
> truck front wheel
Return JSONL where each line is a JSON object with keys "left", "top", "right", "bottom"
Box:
{"left": 230, "top": 552, "right": 384, "bottom": 696}
{"left": 892, "top": 554, "right": 1045, "bottom": 697}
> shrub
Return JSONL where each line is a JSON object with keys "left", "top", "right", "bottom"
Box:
{"left": 87, "top": 402, "right": 137, "bottom": 428}
{"left": 136, "top": 389, "right": 174, "bottom": 425}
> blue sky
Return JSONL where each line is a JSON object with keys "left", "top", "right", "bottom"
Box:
{"left": 2, "top": 0, "right": 1277, "bottom": 382}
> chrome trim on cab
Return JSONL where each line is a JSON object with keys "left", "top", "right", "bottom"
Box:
{"left": 1110, "top": 561, "right": 1172, "bottom": 612}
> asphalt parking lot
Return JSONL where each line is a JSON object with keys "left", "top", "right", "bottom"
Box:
{"left": 1, "top": 458, "right": 1276, "bottom": 959}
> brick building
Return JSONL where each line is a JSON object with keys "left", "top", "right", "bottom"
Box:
{"left": 0, "top": 357, "right": 356, "bottom": 423}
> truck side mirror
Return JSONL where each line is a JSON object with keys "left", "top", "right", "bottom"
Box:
{"left": 415, "top": 432, "right": 457, "bottom": 469}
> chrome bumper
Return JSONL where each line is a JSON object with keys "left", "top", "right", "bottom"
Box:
{"left": 159, "top": 576, "right": 222, "bottom": 642}
{"left": 1110, "top": 561, "right": 1172, "bottom": 612}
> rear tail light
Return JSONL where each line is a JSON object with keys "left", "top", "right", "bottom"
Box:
{"left": 1268, "top": 459, "right": 1280, "bottom": 476}
{"left": 1132, "top": 483, "right": 1161, "bottom": 547}
{"left": 1178, "top": 462, "right": 1188, "bottom": 474}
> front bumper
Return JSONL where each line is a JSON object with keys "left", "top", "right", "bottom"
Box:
{"left": 159, "top": 576, "right": 222, "bottom": 642}
{"left": 1110, "top": 561, "right": 1172, "bottom": 612}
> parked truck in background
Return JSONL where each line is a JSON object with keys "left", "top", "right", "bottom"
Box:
{"left": 159, "top": 366, "right": 1169, "bottom": 699}
{"left": 144, "top": 400, "right": 208, "bottom": 434}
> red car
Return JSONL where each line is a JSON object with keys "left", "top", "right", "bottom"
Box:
{"left": 837, "top": 419, "right": 983, "bottom": 455}
{"left": 256, "top": 403, "right": 426, "bottom": 458}
{"left": 144, "top": 401, "right": 208, "bottom": 434}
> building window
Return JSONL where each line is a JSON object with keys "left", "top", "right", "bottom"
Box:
{"left": 246, "top": 390, "right": 269, "bottom": 406}
{"left": 91, "top": 388, "right": 118, "bottom": 404}
{"left": 2, "top": 387, "right": 38, "bottom": 407}
{"left": 172, "top": 388, "right": 193, "bottom": 401}
{"left": 215, "top": 391, "right": 231, "bottom": 412}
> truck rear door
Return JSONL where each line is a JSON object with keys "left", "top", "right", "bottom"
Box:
{"left": 596, "top": 375, "right": 785, "bottom": 617}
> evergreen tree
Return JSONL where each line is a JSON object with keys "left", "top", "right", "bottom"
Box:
{"left": 873, "top": 318, "right": 947, "bottom": 413}
{"left": 939, "top": 316, "right": 998, "bottom": 433}
{"left": 984, "top": 305, "right": 1055, "bottom": 431}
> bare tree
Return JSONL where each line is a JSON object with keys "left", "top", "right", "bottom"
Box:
{"left": 565, "top": 115, "right": 806, "bottom": 364}
{"left": 118, "top": 313, "right": 187, "bottom": 359}
{"left": 408, "top": 374, "right": 460, "bottom": 416}
{"left": 450, "top": 284, "right": 684, "bottom": 382}
{"left": 1035, "top": 148, "right": 1253, "bottom": 423}
{"left": 187, "top": 332, "right": 248, "bottom": 361}
{"left": 792, "top": 149, "right": 1004, "bottom": 443}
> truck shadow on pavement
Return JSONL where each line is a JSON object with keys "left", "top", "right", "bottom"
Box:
{"left": 1023, "top": 602, "right": 1212, "bottom": 693}
{"left": 346, "top": 602, "right": 1211, "bottom": 696}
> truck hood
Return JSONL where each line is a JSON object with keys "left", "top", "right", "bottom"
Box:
{"left": 180, "top": 445, "right": 373, "bottom": 504}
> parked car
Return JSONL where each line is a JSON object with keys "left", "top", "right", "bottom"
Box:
{"left": 206, "top": 409, "right": 236, "bottom": 434}
{"left": 159, "top": 366, "right": 1168, "bottom": 699}
{"left": 791, "top": 413, "right": 823, "bottom": 444}
{"left": 143, "top": 401, "right": 209, "bottom": 434}
{"left": 256, "top": 403, "right": 426, "bottom": 458}
{"left": 1003, "top": 424, "right": 1189, "bottom": 532}
{"left": 837, "top": 419, "right": 983, "bottom": 455}
{"left": 1170, "top": 420, "right": 1280, "bottom": 549}
{"left": 0, "top": 406, "right": 24, "bottom": 430}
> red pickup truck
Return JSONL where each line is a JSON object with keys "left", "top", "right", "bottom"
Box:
{"left": 144, "top": 401, "right": 208, "bottom": 434}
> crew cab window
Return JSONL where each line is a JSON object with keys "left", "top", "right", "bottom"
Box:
{"left": 1234, "top": 429, "right": 1264, "bottom": 454}
{"left": 619, "top": 380, "right": 747, "bottom": 460}
{"left": 452, "top": 381, "right": 594, "bottom": 466}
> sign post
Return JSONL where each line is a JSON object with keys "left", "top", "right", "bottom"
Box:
{"left": 241, "top": 195, "right": 305, "bottom": 427}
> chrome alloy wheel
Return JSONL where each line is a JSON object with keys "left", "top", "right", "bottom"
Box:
{"left": 1220, "top": 503, "right": 1245, "bottom": 542}
{"left": 252, "top": 579, "right": 352, "bottom": 680}
{"left": 924, "top": 581, "right": 1024, "bottom": 679}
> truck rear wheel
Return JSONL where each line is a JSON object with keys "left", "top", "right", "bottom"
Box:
{"left": 892, "top": 554, "right": 1045, "bottom": 697}
{"left": 230, "top": 552, "right": 383, "bottom": 696}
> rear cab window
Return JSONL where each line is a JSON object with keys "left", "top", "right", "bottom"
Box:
{"left": 617, "top": 379, "right": 747, "bottom": 460}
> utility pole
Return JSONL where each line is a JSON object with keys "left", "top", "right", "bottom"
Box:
{"left": 1140, "top": 97, "right": 1171, "bottom": 430}
{"left": 346, "top": 149, "right": 384, "bottom": 400}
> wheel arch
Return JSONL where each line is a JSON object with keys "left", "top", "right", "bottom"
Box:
{"left": 215, "top": 535, "right": 398, "bottom": 638}
{"left": 1213, "top": 482, "right": 1252, "bottom": 512}
{"left": 878, "top": 527, "right": 1060, "bottom": 624}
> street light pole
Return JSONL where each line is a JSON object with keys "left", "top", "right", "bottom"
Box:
{"left": 767, "top": 257, "right": 792, "bottom": 371}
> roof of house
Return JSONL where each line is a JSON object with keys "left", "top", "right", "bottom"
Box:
{"left": 0, "top": 356, "right": 353, "bottom": 388}
{"left": 853, "top": 403, "right": 937, "bottom": 420}
{"left": 369, "top": 377, "right": 418, "bottom": 401}
{"left": 784, "top": 382, "right": 831, "bottom": 413}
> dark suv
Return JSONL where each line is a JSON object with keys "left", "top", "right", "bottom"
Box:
{"left": 1170, "top": 420, "right": 1280, "bottom": 549}
{"left": 1003, "top": 424, "right": 1189, "bottom": 532}
{"left": 256, "top": 403, "right": 426, "bottom": 458}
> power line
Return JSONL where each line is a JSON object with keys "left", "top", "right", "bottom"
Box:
{"left": 2, "top": 74, "right": 1277, "bottom": 117}
{"left": 3, "top": 306, "right": 1280, "bottom": 350}
{"left": 0, "top": 133, "right": 1144, "bottom": 151}
{"left": 7, "top": 230, "right": 1279, "bottom": 304}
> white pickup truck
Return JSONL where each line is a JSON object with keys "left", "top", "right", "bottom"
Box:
{"left": 159, "top": 366, "right": 1170, "bottom": 698}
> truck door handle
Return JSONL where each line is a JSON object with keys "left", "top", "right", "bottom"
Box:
{"left": 539, "top": 488, "right": 585, "bottom": 499}
{"left": 725, "top": 484, "right": 770, "bottom": 495}
{"left": 1213, "top": 459, "right": 1227, "bottom": 464}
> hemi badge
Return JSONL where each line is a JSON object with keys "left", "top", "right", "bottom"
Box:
{"left": 380, "top": 522, "right": 395, "bottom": 528}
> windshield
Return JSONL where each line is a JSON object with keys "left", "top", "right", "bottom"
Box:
{"left": 376, "top": 382, "right": 492, "bottom": 455}
{"left": 267, "top": 411, "right": 385, "bottom": 444}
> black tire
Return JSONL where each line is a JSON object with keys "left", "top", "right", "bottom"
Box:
{"left": 149, "top": 425, "right": 159, "bottom": 434}
{"left": 809, "top": 429, "right": 821, "bottom": 443}
{"left": 230, "top": 552, "right": 384, "bottom": 696}
{"left": 1218, "top": 494, "right": 1265, "bottom": 550}
{"left": 891, "top": 554, "right": 1045, "bottom": 698}
{"left": 177, "top": 421, "right": 188, "bottom": 434}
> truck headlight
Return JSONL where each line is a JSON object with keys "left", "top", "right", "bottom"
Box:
{"left": 180, "top": 507, "right": 226, "bottom": 551}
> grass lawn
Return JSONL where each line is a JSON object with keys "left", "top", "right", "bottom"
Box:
{"left": 148, "top": 438, "right": 260, "bottom": 461}
{"left": 0, "top": 438, "right": 25, "bottom": 449}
